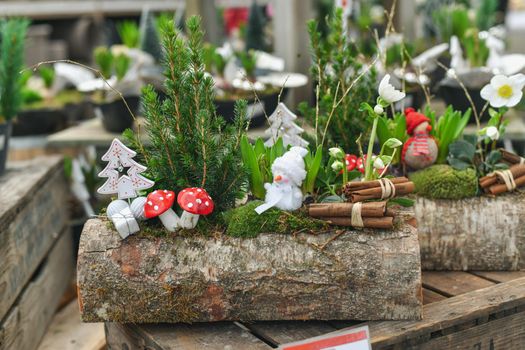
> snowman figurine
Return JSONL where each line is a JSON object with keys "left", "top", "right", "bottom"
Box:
{"left": 255, "top": 147, "right": 308, "bottom": 214}
{"left": 402, "top": 108, "right": 438, "bottom": 170}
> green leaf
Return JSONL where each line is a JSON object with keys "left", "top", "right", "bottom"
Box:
{"left": 240, "top": 136, "right": 265, "bottom": 199}
{"left": 388, "top": 197, "right": 414, "bottom": 207}
{"left": 448, "top": 157, "right": 471, "bottom": 170}
{"left": 320, "top": 195, "right": 345, "bottom": 203}
{"left": 449, "top": 140, "right": 476, "bottom": 161}
{"left": 487, "top": 150, "right": 502, "bottom": 164}
{"left": 303, "top": 145, "right": 323, "bottom": 194}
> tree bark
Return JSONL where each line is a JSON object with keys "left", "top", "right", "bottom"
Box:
{"left": 416, "top": 193, "right": 525, "bottom": 270}
{"left": 78, "top": 214, "right": 422, "bottom": 323}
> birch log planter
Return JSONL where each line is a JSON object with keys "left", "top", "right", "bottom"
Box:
{"left": 416, "top": 192, "right": 525, "bottom": 270}
{"left": 77, "top": 213, "right": 423, "bottom": 323}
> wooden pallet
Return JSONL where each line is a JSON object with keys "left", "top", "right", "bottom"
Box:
{"left": 105, "top": 271, "right": 525, "bottom": 349}
{"left": 0, "top": 156, "right": 74, "bottom": 350}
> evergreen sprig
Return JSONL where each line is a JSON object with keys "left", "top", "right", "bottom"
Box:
{"left": 0, "top": 18, "right": 29, "bottom": 122}
{"left": 127, "top": 16, "right": 249, "bottom": 213}
{"left": 298, "top": 8, "right": 376, "bottom": 154}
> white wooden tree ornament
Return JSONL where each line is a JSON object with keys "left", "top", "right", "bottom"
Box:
{"left": 264, "top": 103, "right": 308, "bottom": 148}
{"left": 97, "top": 138, "right": 154, "bottom": 199}
{"left": 97, "top": 138, "right": 155, "bottom": 239}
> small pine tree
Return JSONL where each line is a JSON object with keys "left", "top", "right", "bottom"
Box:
{"left": 298, "top": 8, "right": 376, "bottom": 153}
{"left": 126, "top": 16, "right": 249, "bottom": 213}
{"left": 0, "top": 18, "right": 29, "bottom": 122}
{"left": 245, "top": 1, "right": 266, "bottom": 52}
{"left": 140, "top": 7, "right": 163, "bottom": 62}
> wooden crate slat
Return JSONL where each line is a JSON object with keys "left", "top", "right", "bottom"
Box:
{"left": 105, "top": 322, "right": 272, "bottom": 350}
{"left": 471, "top": 271, "right": 525, "bottom": 283}
{"left": 422, "top": 288, "right": 448, "bottom": 305}
{"left": 37, "top": 300, "right": 105, "bottom": 350}
{"left": 242, "top": 321, "right": 337, "bottom": 346}
{"left": 415, "top": 310, "right": 525, "bottom": 349}
{"left": 0, "top": 156, "right": 69, "bottom": 321}
{"left": 368, "top": 277, "right": 525, "bottom": 348}
{"left": 422, "top": 271, "right": 494, "bottom": 297}
{"left": 0, "top": 229, "right": 75, "bottom": 350}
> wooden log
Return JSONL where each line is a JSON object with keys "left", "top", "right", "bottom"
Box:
{"left": 78, "top": 214, "right": 423, "bottom": 323}
{"left": 415, "top": 193, "right": 525, "bottom": 270}
{"left": 0, "top": 229, "right": 74, "bottom": 350}
{"left": 0, "top": 156, "right": 69, "bottom": 320}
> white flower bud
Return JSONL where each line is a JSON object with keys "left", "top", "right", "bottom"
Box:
{"left": 486, "top": 126, "right": 500, "bottom": 141}
{"left": 331, "top": 160, "right": 344, "bottom": 172}
{"left": 374, "top": 104, "right": 384, "bottom": 114}
{"left": 373, "top": 156, "right": 385, "bottom": 169}
{"left": 329, "top": 147, "right": 344, "bottom": 160}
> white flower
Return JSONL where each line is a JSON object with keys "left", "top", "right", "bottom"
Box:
{"left": 480, "top": 74, "right": 525, "bottom": 108}
{"left": 374, "top": 104, "right": 384, "bottom": 114}
{"left": 373, "top": 156, "right": 385, "bottom": 169}
{"left": 329, "top": 147, "right": 344, "bottom": 160}
{"left": 331, "top": 160, "right": 344, "bottom": 172}
{"left": 486, "top": 126, "right": 500, "bottom": 141}
{"left": 378, "top": 74, "right": 406, "bottom": 104}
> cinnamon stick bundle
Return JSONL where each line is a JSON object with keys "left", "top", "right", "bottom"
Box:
{"left": 345, "top": 180, "right": 414, "bottom": 203}
{"left": 308, "top": 201, "right": 387, "bottom": 218}
{"left": 319, "top": 216, "right": 393, "bottom": 229}
{"left": 479, "top": 164, "right": 525, "bottom": 190}
{"left": 499, "top": 149, "right": 525, "bottom": 165}
{"left": 344, "top": 177, "right": 410, "bottom": 191}
{"left": 487, "top": 174, "right": 525, "bottom": 195}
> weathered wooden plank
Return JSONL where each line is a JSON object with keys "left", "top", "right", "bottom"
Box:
{"left": 471, "top": 271, "right": 525, "bottom": 283}
{"left": 243, "top": 321, "right": 336, "bottom": 346}
{"left": 422, "top": 288, "right": 447, "bottom": 305}
{"left": 415, "top": 311, "right": 525, "bottom": 350}
{"left": 416, "top": 193, "right": 525, "bottom": 270}
{"left": 367, "top": 277, "right": 525, "bottom": 349}
{"left": 422, "top": 271, "right": 494, "bottom": 297}
{"left": 0, "top": 156, "right": 69, "bottom": 321}
{"left": 1, "top": 229, "right": 75, "bottom": 350}
{"left": 78, "top": 215, "right": 422, "bottom": 322}
{"left": 105, "top": 323, "right": 271, "bottom": 350}
{"left": 37, "top": 300, "right": 105, "bottom": 350}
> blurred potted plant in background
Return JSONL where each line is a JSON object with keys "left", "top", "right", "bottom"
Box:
{"left": 0, "top": 18, "right": 29, "bottom": 174}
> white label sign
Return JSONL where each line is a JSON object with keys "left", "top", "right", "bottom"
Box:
{"left": 279, "top": 325, "right": 371, "bottom": 350}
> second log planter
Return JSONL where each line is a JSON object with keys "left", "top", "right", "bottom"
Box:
{"left": 415, "top": 192, "right": 525, "bottom": 271}
{"left": 77, "top": 215, "right": 423, "bottom": 323}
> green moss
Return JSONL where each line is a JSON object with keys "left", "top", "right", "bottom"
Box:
{"left": 224, "top": 201, "right": 329, "bottom": 238}
{"left": 410, "top": 164, "right": 478, "bottom": 199}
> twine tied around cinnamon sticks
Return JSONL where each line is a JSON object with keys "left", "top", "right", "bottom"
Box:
{"left": 479, "top": 163, "right": 525, "bottom": 195}
{"left": 343, "top": 177, "right": 414, "bottom": 203}
{"left": 351, "top": 202, "right": 364, "bottom": 227}
{"left": 378, "top": 178, "right": 396, "bottom": 199}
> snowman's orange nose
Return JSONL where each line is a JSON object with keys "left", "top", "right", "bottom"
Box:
{"left": 274, "top": 175, "right": 282, "bottom": 182}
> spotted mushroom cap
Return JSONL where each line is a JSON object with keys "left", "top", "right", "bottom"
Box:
{"left": 144, "top": 190, "right": 175, "bottom": 219}
{"left": 177, "top": 187, "right": 214, "bottom": 216}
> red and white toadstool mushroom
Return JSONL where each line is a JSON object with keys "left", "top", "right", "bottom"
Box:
{"left": 177, "top": 187, "right": 214, "bottom": 229}
{"left": 144, "top": 190, "right": 179, "bottom": 231}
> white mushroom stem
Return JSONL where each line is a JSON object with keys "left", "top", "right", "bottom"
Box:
{"left": 180, "top": 211, "right": 199, "bottom": 229}
{"left": 158, "top": 208, "right": 180, "bottom": 232}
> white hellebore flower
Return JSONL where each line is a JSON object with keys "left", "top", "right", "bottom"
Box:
{"left": 373, "top": 156, "right": 385, "bottom": 170}
{"left": 378, "top": 74, "right": 406, "bottom": 104}
{"left": 480, "top": 74, "right": 525, "bottom": 108}
{"left": 486, "top": 126, "right": 500, "bottom": 141}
